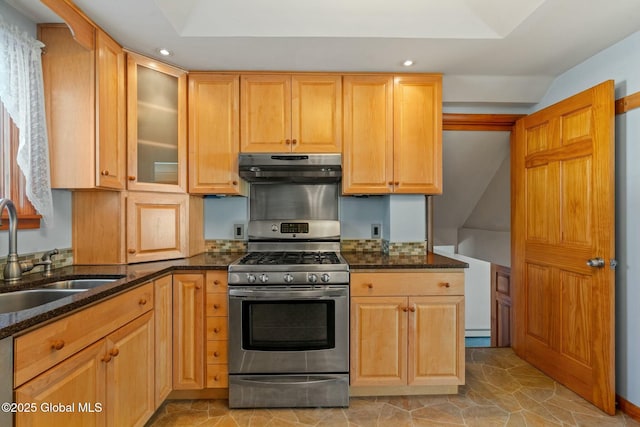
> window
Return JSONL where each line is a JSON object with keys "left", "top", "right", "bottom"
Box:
{"left": 0, "top": 100, "right": 41, "bottom": 229}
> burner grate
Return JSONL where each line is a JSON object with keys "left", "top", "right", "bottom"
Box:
{"left": 239, "top": 251, "right": 341, "bottom": 266}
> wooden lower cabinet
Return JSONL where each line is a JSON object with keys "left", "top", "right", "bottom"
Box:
{"left": 205, "top": 271, "right": 229, "bottom": 388}
{"left": 154, "top": 275, "right": 173, "bottom": 407}
{"left": 14, "top": 310, "right": 155, "bottom": 427}
{"left": 172, "top": 273, "right": 205, "bottom": 390}
{"left": 350, "top": 271, "right": 465, "bottom": 395}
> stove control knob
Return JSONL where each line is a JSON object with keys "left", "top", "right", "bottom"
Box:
{"left": 271, "top": 224, "right": 278, "bottom": 232}
{"left": 284, "top": 273, "right": 294, "bottom": 284}
{"left": 308, "top": 273, "right": 318, "bottom": 283}
{"left": 259, "top": 274, "right": 269, "bottom": 283}
{"left": 321, "top": 273, "right": 331, "bottom": 283}
{"left": 246, "top": 274, "right": 257, "bottom": 284}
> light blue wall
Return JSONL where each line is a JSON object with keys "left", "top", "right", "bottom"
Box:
{"left": 0, "top": 2, "right": 36, "bottom": 35}
{"left": 533, "top": 29, "right": 640, "bottom": 407}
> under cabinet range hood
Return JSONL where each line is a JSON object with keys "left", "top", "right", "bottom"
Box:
{"left": 239, "top": 153, "right": 342, "bottom": 183}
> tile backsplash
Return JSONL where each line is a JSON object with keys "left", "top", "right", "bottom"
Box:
{"left": 0, "top": 248, "right": 73, "bottom": 280}
{"left": 341, "top": 239, "right": 427, "bottom": 255}
{"left": 205, "top": 239, "right": 247, "bottom": 253}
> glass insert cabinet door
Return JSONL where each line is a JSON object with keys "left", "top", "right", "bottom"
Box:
{"left": 126, "top": 51, "right": 187, "bottom": 192}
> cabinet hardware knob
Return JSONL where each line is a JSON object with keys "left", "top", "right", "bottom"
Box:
{"left": 232, "top": 181, "right": 238, "bottom": 185}
{"left": 101, "top": 354, "right": 112, "bottom": 363}
{"left": 214, "top": 351, "right": 219, "bottom": 357}
{"left": 214, "top": 375, "right": 219, "bottom": 381}
{"left": 402, "top": 307, "right": 409, "bottom": 312}
{"left": 139, "top": 298, "right": 147, "bottom": 305}
{"left": 285, "top": 139, "right": 291, "bottom": 145}
{"left": 365, "top": 283, "right": 373, "bottom": 289}
{"left": 388, "top": 181, "right": 394, "bottom": 186}
{"left": 213, "top": 304, "right": 220, "bottom": 309}
{"left": 128, "top": 176, "right": 136, "bottom": 181}
{"left": 195, "top": 285, "right": 201, "bottom": 290}
{"left": 110, "top": 348, "right": 120, "bottom": 357}
{"left": 409, "top": 306, "right": 416, "bottom": 312}
{"left": 214, "top": 280, "right": 221, "bottom": 285}
{"left": 100, "top": 170, "right": 109, "bottom": 176}
{"left": 213, "top": 328, "right": 220, "bottom": 333}
{"left": 51, "top": 340, "right": 65, "bottom": 350}
{"left": 395, "top": 181, "right": 399, "bottom": 186}
{"left": 292, "top": 139, "right": 297, "bottom": 145}
{"left": 439, "top": 282, "right": 451, "bottom": 288}
{"left": 128, "top": 249, "right": 136, "bottom": 254}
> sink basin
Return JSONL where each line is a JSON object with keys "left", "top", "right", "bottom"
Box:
{"left": 39, "top": 278, "right": 122, "bottom": 290}
{"left": 0, "top": 289, "right": 86, "bottom": 314}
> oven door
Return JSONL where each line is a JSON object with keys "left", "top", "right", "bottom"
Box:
{"left": 228, "top": 286, "right": 349, "bottom": 374}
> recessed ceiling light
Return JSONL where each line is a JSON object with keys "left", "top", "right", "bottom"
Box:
{"left": 158, "top": 48, "right": 172, "bottom": 56}
{"left": 403, "top": 60, "right": 414, "bottom": 67}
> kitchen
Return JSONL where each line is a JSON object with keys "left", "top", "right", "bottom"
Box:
{"left": 1, "top": 0, "right": 640, "bottom": 426}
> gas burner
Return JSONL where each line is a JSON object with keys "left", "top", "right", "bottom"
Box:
{"left": 238, "top": 251, "right": 342, "bottom": 266}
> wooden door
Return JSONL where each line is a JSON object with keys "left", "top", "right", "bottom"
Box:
{"left": 393, "top": 75, "right": 442, "bottom": 194}
{"left": 95, "top": 29, "right": 126, "bottom": 190}
{"left": 154, "top": 275, "right": 173, "bottom": 407}
{"left": 126, "top": 192, "right": 187, "bottom": 263}
{"left": 512, "top": 80, "right": 615, "bottom": 414}
{"left": 408, "top": 296, "right": 464, "bottom": 386}
{"left": 173, "top": 273, "right": 205, "bottom": 390}
{"left": 15, "top": 340, "right": 107, "bottom": 427}
{"left": 350, "top": 296, "right": 407, "bottom": 386}
{"left": 188, "top": 73, "right": 242, "bottom": 194}
{"left": 105, "top": 312, "right": 154, "bottom": 427}
{"left": 240, "top": 74, "right": 291, "bottom": 152}
{"left": 343, "top": 75, "right": 394, "bottom": 194}
{"left": 291, "top": 75, "right": 342, "bottom": 153}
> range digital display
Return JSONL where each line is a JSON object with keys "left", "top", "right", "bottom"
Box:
{"left": 280, "top": 222, "right": 309, "bottom": 234}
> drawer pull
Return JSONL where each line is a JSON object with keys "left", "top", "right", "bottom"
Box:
{"left": 439, "top": 282, "right": 451, "bottom": 288}
{"left": 285, "top": 139, "right": 291, "bottom": 145}
{"left": 128, "top": 175, "right": 136, "bottom": 181}
{"left": 409, "top": 306, "right": 416, "bottom": 313}
{"left": 214, "top": 375, "right": 219, "bottom": 381}
{"left": 292, "top": 139, "right": 297, "bottom": 145}
{"left": 51, "top": 340, "right": 65, "bottom": 351}
{"left": 402, "top": 307, "right": 409, "bottom": 312}
{"left": 232, "top": 181, "right": 238, "bottom": 186}
{"left": 214, "top": 280, "right": 221, "bottom": 285}
{"left": 100, "top": 170, "right": 109, "bottom": 176}
{"left": 110, "top": 347, "right": 120, "bottom": 357}
{"left": 128, "top": 249, "right": 136, "bottom": 254}
{"left": 213, "top": 351, "right": 219, "bottom": 358}
{"left": 101, "top": 354, "right": 112, "bottom": 363}
{"left": 213, "top": 304, "right": 220, "bottom": 310}
{"left": 139, "top": 298, "right": 147, "bottom": 306}
{"left": 365, "top": 283, "right": 373, "bottom": 289}
{"left": 213, "top": 328, "right": 220, "bottom": 334}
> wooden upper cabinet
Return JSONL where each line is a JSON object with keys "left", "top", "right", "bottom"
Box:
{"left": 343, "top": 75, "right": 394, "bottom": 194}
{"left": 240, "top": 74, "right": 342, "bottom": 153}
{"left": 127, "top": 52, "right": 187, "bottom": 193}
{"left": 188, "top": 73, "right": 244, "bottom": 194}
{"left": 343, "top": 74, "right": 442, "bottom": 195}
{"left": 40, "top": 24, "right": 126, "bottom": 190}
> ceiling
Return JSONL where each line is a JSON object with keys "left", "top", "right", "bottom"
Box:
{"left": 7, "top": 0, "right": 640, "bottom": 106}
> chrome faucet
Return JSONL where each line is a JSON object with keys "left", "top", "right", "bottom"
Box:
{"left": 1, "top": 198, "right": 58, "bottom": 282}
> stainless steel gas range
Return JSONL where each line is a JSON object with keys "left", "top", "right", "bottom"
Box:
{"left": 227, "top": 153, "right": 349, "bottom": 408}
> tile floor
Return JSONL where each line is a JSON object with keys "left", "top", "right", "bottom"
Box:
{"left": 146, "top": 348, "right": 640, "bottom": 426}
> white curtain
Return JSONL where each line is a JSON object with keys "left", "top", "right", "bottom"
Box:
{"left": 0, "top": 17, "right": 53, "bottom": 224}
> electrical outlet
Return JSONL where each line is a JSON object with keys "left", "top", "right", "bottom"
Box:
{"left": 233, "top": 223, "right": 245, "bottom": 240}
{"left": 371, "top": 223, "right": 381, "bottom": 239}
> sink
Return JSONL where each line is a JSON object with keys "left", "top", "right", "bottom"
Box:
{"left": 39, "top": 278, "right": 122, "bottom": 290}
{"left": 0, "top": 289, "right": 86, "bottom": 314}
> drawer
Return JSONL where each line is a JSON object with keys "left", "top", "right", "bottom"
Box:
{"left": 206, "top": 293, "right": 228, "bottom": 317}
{"left": 206, "top": 340, "right": 228, "bottom": 364}
{"left": 206, "top": 317, "right": 228, "bottom": 340}
{"left": 350, "top": 272, "right": 464, "bottom": 297}
{"left": 14, "top": 283, "right": 153, "bottom": 387}
{"left": 206, "top": 271, "right": 228, "bottom": 294}
{"left": 207, "top": 364, "right": 228, "bottom": 388}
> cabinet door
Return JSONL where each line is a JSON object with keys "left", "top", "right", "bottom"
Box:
{"left": 105, "top": 312, "right": 155, "bottom": 427}
{"left": 342, "top": 75, "right": 394, "bottom": 194}
{"left": 408, "top": 296, "right": 465, "bottom": 386}
{"left": 15, "top": 340, "right": 107, "bottom": 427}
{"left": 291, "top": 75, "right": 342, "bottom": 153}
{"left": 188, "top": 73, "right": 243, "bottom": 194}
{"left": 393, "top": 75, "right": 442, "bottom": 194}
{"left": 95, "top": 29, "right": 126, "bottom": 189}
{"left": 126, "top": 192, "right": 187, "bottom": 263}
{"left": 173, "top": 273, "right": 205, "bottom": 390}
{"left": 240, "top": 74, "right": 291, "bottom": 152}
{"left": 154, "top": 275, "right": 173, "bottom": 407}
{"left": 127, "top": 52, "right": 187, "bottom": 193}
{"left": 350, "top": 296, "right": 407, "bottom": 386}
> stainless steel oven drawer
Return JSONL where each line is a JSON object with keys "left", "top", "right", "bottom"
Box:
{"left": 229, "top": 374, "right": 349, "bottom": 408}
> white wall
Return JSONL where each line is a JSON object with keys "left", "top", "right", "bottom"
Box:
{"left": 533, "top": 29, "right": 640, "bottom": 407}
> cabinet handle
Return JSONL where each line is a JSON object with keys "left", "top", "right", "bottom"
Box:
{"left": 110, "top": 347, "right": 120, "bottom": 357}
{"left": 213, "top": 351, "right": 219, "bottom": 358}
{"left": 51, "top": 340, "right": 65, "bottom": 351}
{"left": 213, "top": 304, "right": 220, "bottom": 310}
{"left": 213, "top": 327, "right": 220, "bottom": 333}
{"left": 232, "top": 181, "right": 238, "bottom": 185}
{"left": 128, "top": 249, "right": 136, "bottom": 254}
{"left": 409, "top": 306, "right": 416, "bottom": 313}
{"left": 214, "top": 280, "right": 221, "bottom": 285}
{"left": 100, "top": 170, "right": 109, "bottom": 176}
{"left": 128, "top": 175, "right": 136, "bottom": 181}
{"left": 402, "top": 307, "right": 409, "bottom": 312}
{"left": 364, "top": 283, "right": 373, "bottom": 289}
{"left": 292, "top": 139, "right": 297, "bottom": 145}
{"left": 195, "top": 285, "right": 202, "bottom": 290}
{"left": 394, "top": 181, "right": 399, "bottom": 186}
{"left": 439, "top": 282, "right": 451, "bottom": 288}
{"left": 285, "top": 139, "right": 291, "bottom": 145}
{"left": 214, "top": 375, "right": 219, "bottom": 381}
{"left": 139, "top": 298, "right": 147, "bottom": 306}
{"left": 101, "top": 354, "right": 112, "bottom": 363}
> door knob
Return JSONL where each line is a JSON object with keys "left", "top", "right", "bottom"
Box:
{"left": 586, "top": 257, "right": 605, "bottom": 268}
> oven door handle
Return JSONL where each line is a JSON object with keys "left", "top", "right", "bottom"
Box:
{"left": 236, "top": 376, "right": 342, "bottom": 386}
{"left": 229, "top": 289, "right": 348, "bottom": 299}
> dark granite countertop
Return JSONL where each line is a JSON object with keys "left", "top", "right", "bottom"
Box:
{"left": 0, "top": 252, "right": 244, "bottom": 340}
{"left": 342, "top": 251, "right": 469, "bottom": 270}
{"left": 0, "top": 250, "right": 466, "bottom": 340}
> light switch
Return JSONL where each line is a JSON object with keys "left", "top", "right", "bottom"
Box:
{"left": 233, "top": 223, "right": 244, "bottom": 240}
{"left": 371, "top": 223, "right": 381, "bottom": 239}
